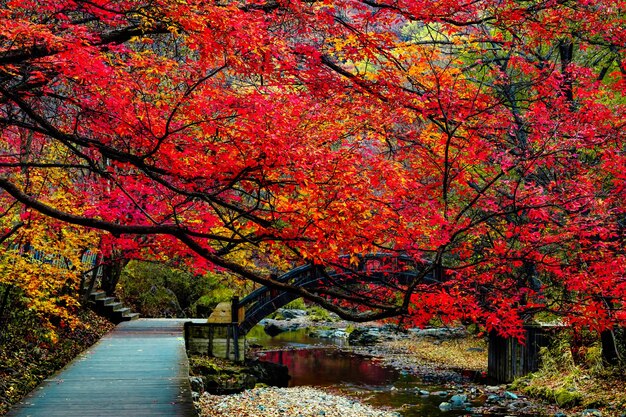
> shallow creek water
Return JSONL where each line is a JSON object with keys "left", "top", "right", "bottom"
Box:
{"left": 246, "top": 326, "right": 483, "bottom": 416}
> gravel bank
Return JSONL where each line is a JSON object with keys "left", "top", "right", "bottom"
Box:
{"left": 196, "top": 386, "right": 400, "bottom": 417}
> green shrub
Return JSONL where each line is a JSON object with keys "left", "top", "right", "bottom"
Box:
{"left": 308, "top": 305, "right": 333, "bottom": 322}
{"left": 284, "top": 299, "right": 306, "bottom": 310}
{"left": 189, "top": 355, "right": 222, "bottom": 375}
{"left": 117, "top": 261, "right": 236, "bottom": 318}
{"left": 266, "top": 299, "right": 307, "bottom": 319}
{"left": 512, "top": 331, "right": 613, "bottom": 410}
{"left": 192, "top": 287, "right": 234, "bottom": 317}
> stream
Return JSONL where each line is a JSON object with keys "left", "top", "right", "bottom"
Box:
{"left": 246, "top": 326, "right": 489, "bottom": 417}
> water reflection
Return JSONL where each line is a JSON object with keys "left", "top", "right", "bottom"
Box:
{"left": 257, "top": 348, "right": 474, "bottom": 417}
{"left": 246, "top": 325, "right": 348, "bottom": 349}
{"left": 258, "top": 349, "right": 398, "bottom": 387}
{"left": 250, "top": 326, "right": 500, "bottom": 417}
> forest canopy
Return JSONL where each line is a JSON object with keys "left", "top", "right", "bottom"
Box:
{"left": 0, "top": 0, "right": 624, "bottom": 337}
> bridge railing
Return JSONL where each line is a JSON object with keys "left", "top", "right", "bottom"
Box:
{"left": 236, "top": 264, "right": 324, "bottom": 334}
{"left": 4, "top": 243, "right": 104, "bottom": 302}
{"left": 5, "top": 244, "right": 99, "bottom": 270}
{"left": 236, "top": 254, "right": 429, "bottom": 334}
{"left": 183, "top": 321, "right": 243, "bottom": 361}
{"left": 238, "top": 254, "right": 421, "bottom": 309}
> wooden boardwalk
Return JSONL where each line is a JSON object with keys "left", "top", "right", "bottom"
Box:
{"left": 7, "top": 319, "right": 197, "bottom": 417}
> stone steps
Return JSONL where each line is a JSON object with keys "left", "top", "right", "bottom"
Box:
{"left": 88, "top": 291, "right": 139, "bottom": 324}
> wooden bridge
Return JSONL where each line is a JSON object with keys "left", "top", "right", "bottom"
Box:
{"left": 235, "top": 253, "right": 428, "bottom": 334}
{"left": 187, "top": 254, "right": 553, "bottom": 382}
{"left": 186, "top": 254, "right": 434, "bottom": 360}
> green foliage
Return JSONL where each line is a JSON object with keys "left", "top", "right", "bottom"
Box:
{"left": 465, "top": 323, "right": 483, "bottom": 335}
{"left": 190, "top": 272, "right": 235, "bottom": 317}
{"left": 189, "top": 355, "right": 223, "bottom": 375}
{"left": 267, "top": 298, "right": 306, "bottom": 319}
{"left": 193, "top": 289, "right": 234, "bottom": 317}
{"left": 116, "top": 261, "right": 235, "bottom": 318}
{"left": 538, "top": 337, "right": 577, "bottom": 373}
{"left": 554, "top": 388, "right": 582, "bottom": 406}
{"left": 1, "top": 285, "right": 54, "bottom": 346}
{"left": 268, "top": 310, "right": 285, "bottom": 320}
{"left": 585, "top": 345, "right": 605, "bottom": 374}
{"left": 512, "top": 331, "right": 626, "bottom": 412}
{"left": 344, "top": 324, "right": 356, "bottom": 334}
{"left": 117, "top": 261, "right": 233, "bottom": 317}
{"left": 116, "top": 261, "right": 184, "bottom": 317}
{"left": 188, "top": 354, "right": 260, "bottom": 393}
{"left": 284, "top": 298, "right": 306, "bottom": 310}
{"left": 514, "top": 373, "right": 583, "bottom": 406}
{"left": 308, "top": 305, "right": 334, "bottom": 322}
{"left": 266, "top": 300, "right": 334, "bottom": 322}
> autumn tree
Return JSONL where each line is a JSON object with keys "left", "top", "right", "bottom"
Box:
{"left": 0, "top": 187, "right": 99, "bottom": 342}
{"left": 0, "top": 0, "right": 624, "bottom": 336}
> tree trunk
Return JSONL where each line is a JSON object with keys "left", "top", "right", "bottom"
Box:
{"left": 602, "top": 328, "right": 625, "bottom": 366}
{"left": 101, "top": 257, "right": 129, "bottom": 296}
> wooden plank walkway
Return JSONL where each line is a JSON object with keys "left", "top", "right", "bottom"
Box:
{"left": 7, "top": 319, "right": 197, "bottom": 417}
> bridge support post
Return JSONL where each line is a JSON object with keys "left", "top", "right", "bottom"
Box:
{"left": 207, "top": 326, "right": 214, "bottom": 357}
{"left": 225, "top": 326, "right": 231, "bottom": 359}
{"left": 231, "top": 297, "right": 240, "bottom": 362}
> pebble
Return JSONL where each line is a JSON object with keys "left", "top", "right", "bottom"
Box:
{"left": 196, "top": 386, "right": 400, "bottom": 417}
{"left": 504, "top": 391, "right": 519, "bottom": 400}
{"left": 439, "top": 401, "right": 452, "bottom": 411}
{"left": 449, "top": 394, "right": 467, "bottom": 408}
{"left": 487, "top": 394, "right": 501, "bottom": 403}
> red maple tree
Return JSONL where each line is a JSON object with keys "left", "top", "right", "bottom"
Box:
{"left": 0, "top": 0, "right": 624, "bottom": 336}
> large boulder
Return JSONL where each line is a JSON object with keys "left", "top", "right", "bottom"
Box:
{"left": 348, "top": 328, "right": 382, "bottom": 345}
{"left": 449, "top": 394, "right": 468, "bottom": 409}
{"left": 262, "top": 319, "right": 301, "bottom": 336}
{"left": 189, "top": 356, "right": 290, "bottom": 395}
{"left": 309, "top": 329, "right": 349, "bottom": 339}
{"left": 277, "top": 308, "right": 308, "bottom": 320}
{"left": 189, "top": 376, "right": 204, "bottom": 393}
{"left": 247, "top": 359, "right": 290, "bottom": 387}
{"left": 348, "top": 325, "right": 408, "bottom": 345}
{"left": 408, "top": 327, "right": 467, "bottom": 339}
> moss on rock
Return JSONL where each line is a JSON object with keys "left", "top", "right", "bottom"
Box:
{"left": 554, "top": 388, "right": 581, "bottom": 406}
{"left": 188, "top": 355, "right": 289, "bottom": 395}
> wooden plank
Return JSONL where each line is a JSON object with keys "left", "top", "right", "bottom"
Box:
{"left": 6, "top": 319, "right": 197, "bottom": 417}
